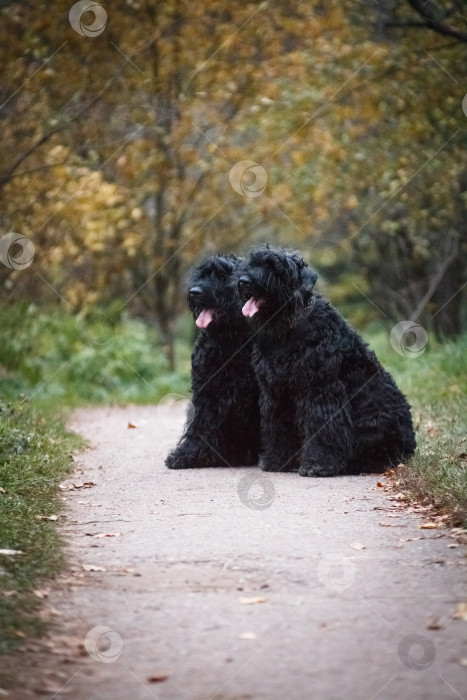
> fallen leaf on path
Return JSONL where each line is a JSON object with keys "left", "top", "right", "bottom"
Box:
{"left": 82, "top": 564, "right": 106, "bottom": 572}
{"left": 450, "top": 528, "right": 467, "bottom": 545}
{"left": 35, "top": 514, "right": 58, "bottom": 521}
{"left": 128, "top": 421, "right": 138, "bottom": 429}
{"left": 92, "top": 532, "right": 122, "bottom": 538}
{"left": 147, "top": 673, "right": 169, "bottom": 683}
{"left": 111, "top": 567, "right": 141, "bottom": 577}
{"left": 239, "top": 632, "right": 256, "bottom": 640}
{"left": 238, "top": 596, "right": 267, "bottom": 605}
{"left": 349, "top": 541, "right": 365, "bottom": 550}
{"left": 33, "top": 589, "right": 49, "bottom": 599}
{"left": 389, "top": 493, "right": 409, "bottom": 501}
{"left": 420, "top": 522, "right": 438, "bottom": 529}
{"left": 376, "top": 482, "right": 383, "bottom": 487}
{"left": 60, "top": 481, "right": 96, "bottom": 490}
{"left": 427, "top": 617, "right": 444, "bottom": 630}
{"left": 0, "top": 549, "right": 23, "bottom": 556}
{"left": 453, "top": 603, "right": 467, "bottom": 622}
{"left": 73, "top": 482, "right": 96, "bottom": 489}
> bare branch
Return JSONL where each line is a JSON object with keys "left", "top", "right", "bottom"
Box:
{"left": 404, "top": 0, "right": 467, "bottom": 43}
{"left": 410, "top": 244, "right": 459, "bottom": 322}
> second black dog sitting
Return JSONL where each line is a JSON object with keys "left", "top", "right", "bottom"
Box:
{"left": 166, "top": 254, "right": 260, "bottom": 469}
{"left": 238, "top": 246, "right": 416, "bottom": 476}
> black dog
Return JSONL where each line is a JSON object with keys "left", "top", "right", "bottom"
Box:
{"left": 166, "top": 254, "right": 260, "bottom": 469}
{"left": 238, "top": 246, "right": 416, "bottom": 476}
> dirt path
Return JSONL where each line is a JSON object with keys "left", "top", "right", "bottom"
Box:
{"left": 5, "top": 405, "right": 467, "bottom": 700}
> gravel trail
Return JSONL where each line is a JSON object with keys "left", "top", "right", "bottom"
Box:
{"left": 5, "top": 404, "right": 467, "bottom": 700}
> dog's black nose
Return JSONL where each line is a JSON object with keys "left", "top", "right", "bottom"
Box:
{"left": 188, "top": 286, "right": 203, "bottom": 300}
{"left": 238, "top": 277, "right": 253, "bottom": 302}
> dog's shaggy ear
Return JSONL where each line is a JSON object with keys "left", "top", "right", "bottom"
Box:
{"left": 216, "top": 255, "right": 237, "bottom": 276}
{"left": 255, "top": 249, "right": 288, "bottom": 273}
{"left": 287, "top": 251, "right": 318, "bottom": 290}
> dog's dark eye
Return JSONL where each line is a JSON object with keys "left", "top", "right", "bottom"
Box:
{"left": 238, "top": 277, "right": 253, "bottom": 301}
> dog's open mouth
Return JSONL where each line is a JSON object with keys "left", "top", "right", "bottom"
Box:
{"left": 195, "top": 309, "right": 214, "bottom": 328}
{"left": 242, "top": 297, "right": 262, "bottom": 318}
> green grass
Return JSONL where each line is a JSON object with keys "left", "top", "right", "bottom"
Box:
{"left": 366, "top": 326, "right": 467, "bottom": 525}
{"left": 0, "top": 396, "right": 84, "bottom": 653}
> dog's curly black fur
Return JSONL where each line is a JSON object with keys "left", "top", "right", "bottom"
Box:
{"left": 166, "top": 254, "right": 260, "bottom": 469}
{"left": 238, "top": 246, "right": 416, "bottom": 477}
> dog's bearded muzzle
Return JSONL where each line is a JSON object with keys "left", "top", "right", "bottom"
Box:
{"left": 188, "top": 286, "right": 215, "bottom": 328}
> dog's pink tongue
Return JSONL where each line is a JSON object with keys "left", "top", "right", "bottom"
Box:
{"left": 242, "top": 297, "right": 260, "bottom": 317}
{"left": 196, "top": 309, "right": 214, "bottom": 328}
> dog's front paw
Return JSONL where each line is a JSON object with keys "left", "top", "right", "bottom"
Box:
{"left": 298, "top": 461, "right": 345, "bottom": 477}
{"left": 165, "top": 449, "right": 193, "bottom": 469}
{"left": 166, "top": 442, "right": 223, "bottom": 469}
{"left": 298, "top": 464, "right": 323, "bottom": 477}
{"left": 258, "top": 457, "right": 277, "bottom": 472}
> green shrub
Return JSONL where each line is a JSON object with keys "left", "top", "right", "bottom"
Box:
{"left": 0, "top": 304, "right": 191, "bottom": 405}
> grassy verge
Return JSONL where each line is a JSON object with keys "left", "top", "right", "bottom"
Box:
{"left": 0, "top": 304, "right": 191, "bottom": 652}
{"left": 367, "top": 327, "right": 467, "bottom": 526}
{"left": 0, "top": 396, "right": 84, "bottom": 653}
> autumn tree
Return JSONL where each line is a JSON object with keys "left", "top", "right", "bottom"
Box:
{"left": 1, "top": 0, "right": 465, "bottom": 366}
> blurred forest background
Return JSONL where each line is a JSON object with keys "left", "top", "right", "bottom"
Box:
{"left": 0, "top": 0, "right": 466, "bottom": 396}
